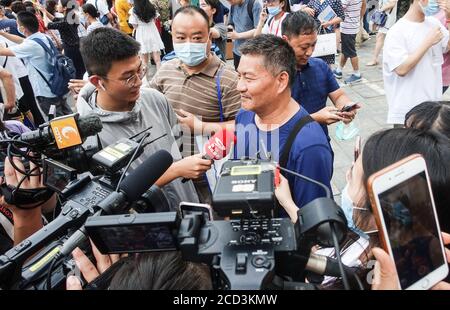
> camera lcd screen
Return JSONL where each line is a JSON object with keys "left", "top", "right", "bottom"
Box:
{"left": 378, "top": 171, "right": 445, "bottom": 289}
{"left": 93, "top": 224, "right": 177, "bottom": 253}
{"left": 44, "top": 161, "right": 75, "bottom": 192}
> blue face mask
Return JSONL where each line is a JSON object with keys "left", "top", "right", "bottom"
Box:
{"left": 340, "top": 184, "right": 356, "bottom": 230}
{"left": 267, "top": 6, "right": 282, "bottom": 16}
{"left": 419, "top": 0, "right": 440, "bottom": 16}
{"left": 173, "top": 42, "right": 208, "bottom": 67}
{"left": 341, "top": 184, "right": 374, "bottom": 238}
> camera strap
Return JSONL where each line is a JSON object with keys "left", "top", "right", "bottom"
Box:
{"left": 0, "top": 183, "right": 54, "bottom": 208}
{"left": 279, "top": 115, "right": 314, "bottom": 168}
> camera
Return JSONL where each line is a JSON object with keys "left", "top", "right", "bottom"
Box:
{"left": 85, "top": 212, "right": 180, "bottom": 254}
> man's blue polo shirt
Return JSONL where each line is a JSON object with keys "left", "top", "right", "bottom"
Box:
{"left": 234, "top": 107, "right": 333, "bottom": 215}
{"left": 291, "top": 57, "right": 340, "bottom": 138}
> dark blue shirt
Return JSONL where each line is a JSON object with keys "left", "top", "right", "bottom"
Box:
{"left": 291, "top": 57, "right": 340, "bottom": 138}
{"left": 234, "top": 107, "right": 333, "bottom": 215}
{"left": 0, "top": 19, "right": 22, "bottom": 37}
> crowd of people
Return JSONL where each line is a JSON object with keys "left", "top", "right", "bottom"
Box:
{"left": 0, "top": 0, "right": 448, "bottom": 290}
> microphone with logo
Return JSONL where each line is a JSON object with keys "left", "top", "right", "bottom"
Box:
{"left": 18, "top": 113, "right": 102, "bottom": 152}
{"left": 182, "top": 129, "right": 236, "bottom": 183}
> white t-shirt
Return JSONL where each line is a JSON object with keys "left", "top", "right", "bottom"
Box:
{"left": 383, "top": 17, "right": 449, "bottom": 124}
{"left": 87, "top": 0, "right": 111, "bottom": 26}
{"left": 262, "top": 12, "right": 289, "bottom": 37}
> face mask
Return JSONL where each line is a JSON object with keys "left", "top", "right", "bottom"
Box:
{"left": 340, "top": 184, "right": 356, "bottom": 230}
{"left": 173, "top": 42, "right": 208, "bottom": 67}
{"left": 419, "top": 0, "right": 440, "bottom": 16}
{"left": 17, "top": 26, "right": 25, "bottom": 36}
{"left": 267, "top": 6, "right": 282, "bottom": 16}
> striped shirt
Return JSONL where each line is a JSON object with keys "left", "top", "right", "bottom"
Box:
{"left": 340, "top": 0, "right": 362, "bottom": 35}
{"left": 149, "top": 53, "right": 241, "bottom": 157}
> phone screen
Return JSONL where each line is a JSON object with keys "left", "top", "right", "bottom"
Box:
{"left": 377, "top": 171, "right": 445, "bottom": 289}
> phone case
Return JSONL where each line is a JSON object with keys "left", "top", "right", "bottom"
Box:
{"left": 366, "top": 154, "right": 422, "bottom": 253}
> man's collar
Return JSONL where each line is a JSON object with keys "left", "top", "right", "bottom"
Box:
{"left": 177, "top": 53, "right": 222, "bottom": 78}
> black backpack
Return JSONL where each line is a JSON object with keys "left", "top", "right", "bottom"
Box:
{"left": 30, "top": 37, "right": 76, "bottom": 97}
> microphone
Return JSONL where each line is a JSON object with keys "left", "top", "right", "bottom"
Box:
{"left": 59, "top": 149, "right": 173, "bottom": 256}
{"left": 305, "top": 253, "right": 356, "bottom": 278}
{"left": 182, "top": 129, "right": 236, "bottom": 183}
{"left": 19, "top": 113, "right": 103, "bottom": 151}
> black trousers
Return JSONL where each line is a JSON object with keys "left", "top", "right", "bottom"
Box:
{"left": 64, "top": 44, "right": 86, "bottom": 80}
{"left": 18, "top": 76, "right": 45, "bottom": 126}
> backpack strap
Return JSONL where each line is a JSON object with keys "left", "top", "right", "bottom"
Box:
{"left": 2, "top": 42, "right": 8, "bottom": 68}
{"left": 279, "top": 114, "right": 314, "bottom": 168}
{"left": 247, "top": 0, "right": 255, "bottom": 24}
{"left": 215, "top": 65, "right": 225, "bottom": 122}
{"left": 29, "top": 37, "right": 55, "bottom": 91}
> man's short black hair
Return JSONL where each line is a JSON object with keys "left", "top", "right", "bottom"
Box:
{"left": 16, "top": 11, "right": 39, "bottom": 33}
{"left": 239, "top": 34, "right": 297, "bottom": 88}
{"left": 172, "top": 5, "right": 210, "bottom": 30}
{"left": 80, "top": 27, "right": 141, "bottom": 77}
{"left": 282, "top": 11, "right": 317, "bottom": 38}
{"left": 0, "top": 0, "right": 13, "bottom": 7}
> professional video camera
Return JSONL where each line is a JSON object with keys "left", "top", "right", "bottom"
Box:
{"left": 79, "top": 157, "right": 357, "bottom": 290}
{"left": 0, "top": 147, "right": 174, "bottom": 290}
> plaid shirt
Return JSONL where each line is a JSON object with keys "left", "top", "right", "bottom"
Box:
{"left": 291, "top": 57, "right": 340, "bottom": 137}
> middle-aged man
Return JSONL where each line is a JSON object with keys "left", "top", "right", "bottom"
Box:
{"left": 282, "top": 11, "right": 359, "bottom": 141}
{"left": 234, "top": 34, "right": 333, "bottom": 213}
{"left": 150, "top": 5, "right": 241, "bottom": 203}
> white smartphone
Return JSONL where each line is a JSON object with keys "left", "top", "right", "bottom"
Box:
{"left": 367, "top": 154, "right": 449, "bottom": 290}
{"left": 179, "top": 202, "right": 213, "bottom": 222}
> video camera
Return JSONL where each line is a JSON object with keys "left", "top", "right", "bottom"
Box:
{"left": 76, "top": 157, "right": 350, "bottom": 290}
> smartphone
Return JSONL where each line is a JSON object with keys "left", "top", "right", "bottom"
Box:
{"left": 179, "top": 202, "right": 213, "bottom": 221}
{"left": 341, "top": 102, "right": 358, "bottom": 112}
{"left": 85, "top": 212, "right": 179, "bottom": 254}
{"left": 43, "top": 158, "right": 77, "bottom": 193}
{"left": 354, "top": 136, "right": 361, "bottom": 162}
{"left": 367, "top": 154, "right": 449, "bottom": 290}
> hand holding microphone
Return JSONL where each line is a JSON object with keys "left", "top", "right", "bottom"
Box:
{"left": 181, "top": 129, "right": 236, "bottom": 183}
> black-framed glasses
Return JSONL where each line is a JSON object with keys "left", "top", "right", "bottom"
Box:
{"left": 101, "top": 64, "right": 147, "bottom": 88}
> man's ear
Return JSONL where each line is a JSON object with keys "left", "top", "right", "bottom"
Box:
{"left": 277, "top": 71, "right": 290, "bottom": 94}
{"left": 89, "top": 75, "right": 106, "bottom": 91}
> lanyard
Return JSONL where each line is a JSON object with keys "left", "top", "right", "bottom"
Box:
{"left": 269, "top": 12, "right": 285, "bottom": 37}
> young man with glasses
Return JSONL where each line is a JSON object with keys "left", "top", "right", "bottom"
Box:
{"left": 77, "top": 27, "right": 211, "bottom": 209}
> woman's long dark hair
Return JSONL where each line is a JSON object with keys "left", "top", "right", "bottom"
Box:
{"left": 133, "top": 0, "right": 156, "bottom": 23}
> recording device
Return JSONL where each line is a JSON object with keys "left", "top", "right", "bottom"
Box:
{"left": 367, "top": 154, "right": 449, "bottom": 290}
{"left": 179, "top": 202, "right": 213, "bottom": 221}
{"left": 42, "top": 158, "right": 77, "bottom": 193}
{"left": 85, "top": 212, "right": 179, "bottom": 254}
{"left": 91, "top": 138, "right": 141, "bottom": 173}
{"left": 182, "top": 129, "right": 236, "bottom": 183}
{"left": 212, "top": 158, "right": 276, "bottom": 218}
{"left": 0, "top": 150, "right": 174, "bottom": 289}
{"left": 340, "top": 102, "right": 358, "bottom": 113}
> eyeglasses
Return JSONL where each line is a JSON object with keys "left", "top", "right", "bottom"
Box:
{"left": 101, "top": 64, "right": 147, "bottom": 88}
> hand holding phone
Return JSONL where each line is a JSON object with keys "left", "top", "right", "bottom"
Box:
{"left": 367, "top": 154, "right": 449, "bottom": 290}
{"left": 340, "top": 102, "right": 359, "bottom": 113}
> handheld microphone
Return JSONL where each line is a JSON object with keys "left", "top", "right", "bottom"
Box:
{"left": 182, "top": 129, "right": 236, "bottom": 183}
{"left": 305, "top": 253, "right": 356, "bottom": 278}
{"left": 19, "top": 114, "right": 103, "bottom": 151}
{"left": 59, "top": 149, "right": 173, "bottom": 256}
